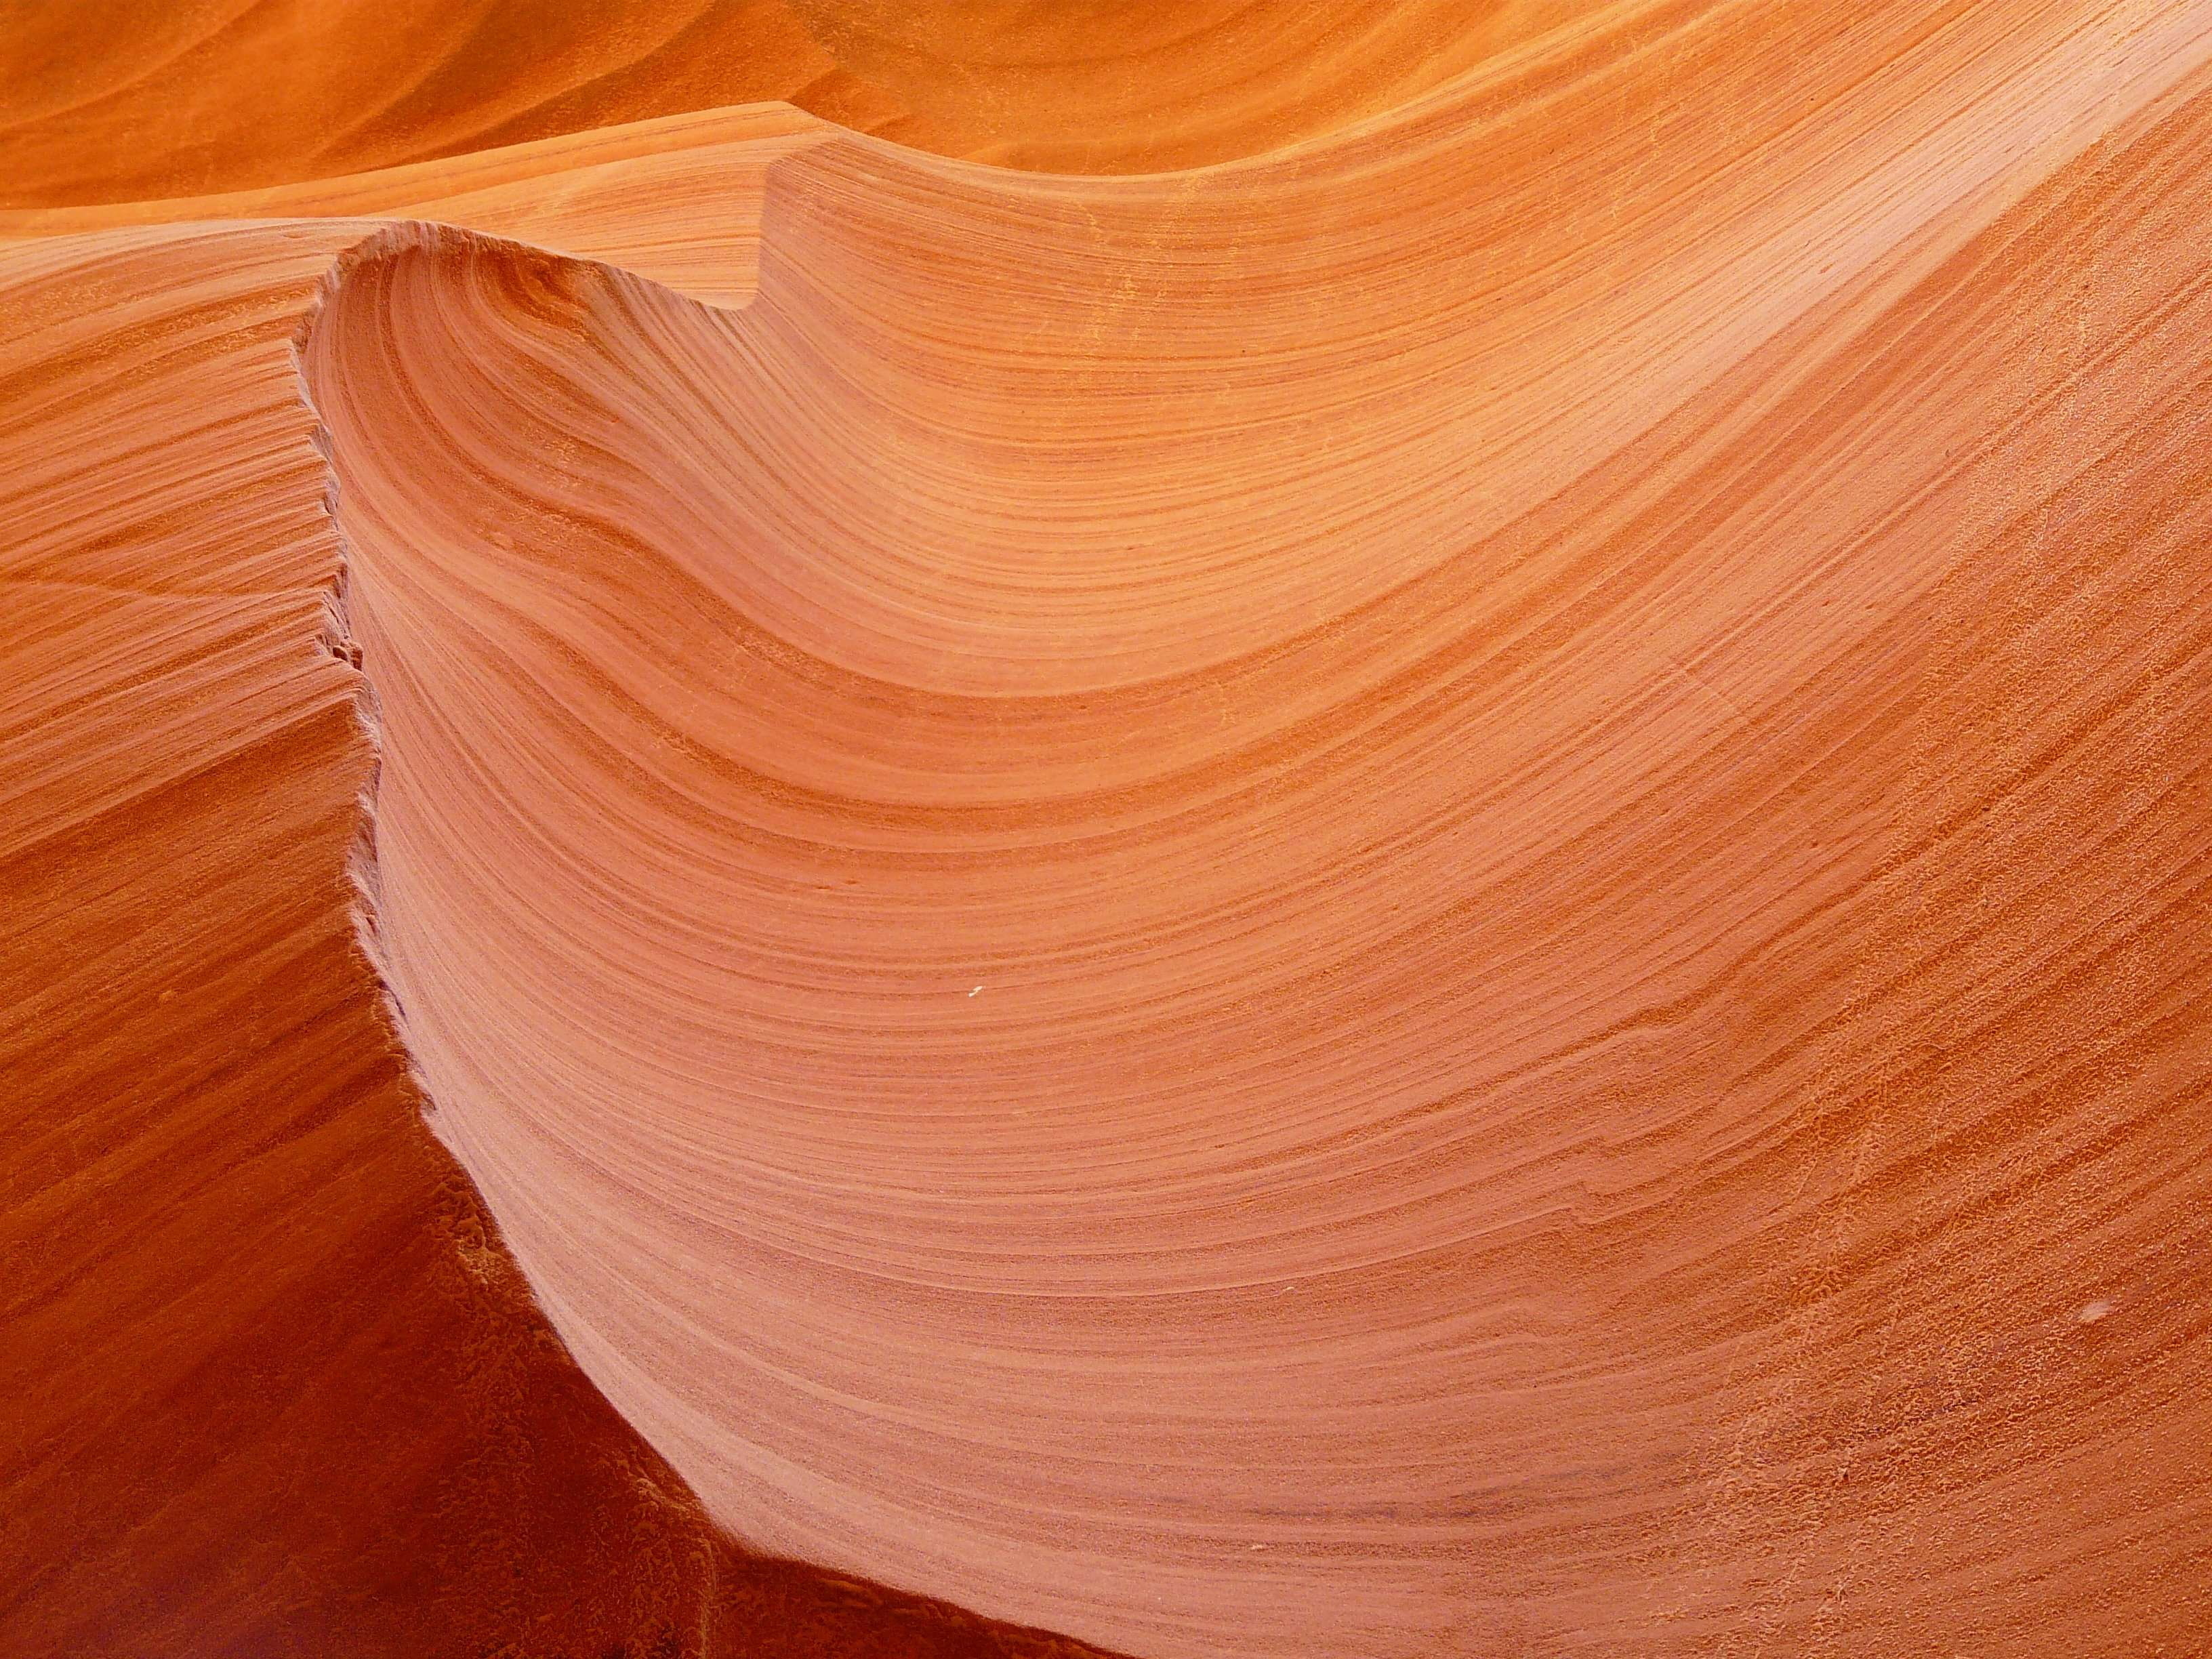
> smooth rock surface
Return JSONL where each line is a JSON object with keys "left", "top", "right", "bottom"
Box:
{"left": 5, "top": 5, "right": 2211, "bottom": 1656}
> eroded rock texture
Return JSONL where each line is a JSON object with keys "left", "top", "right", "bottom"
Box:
{"left": 4, "top": 4, "right": 2211, "bottom": 1657}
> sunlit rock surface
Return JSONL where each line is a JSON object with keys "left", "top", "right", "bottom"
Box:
{"left": 5, "top": 5, "right": 2211, "bottom": 1656}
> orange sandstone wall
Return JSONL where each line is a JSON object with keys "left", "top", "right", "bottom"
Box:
{"left": 0, "top": 221, "right": 1122, "bottom": 1658}
{"left": 5, "top": 3, "right": 2212, "bottom": 1657}
{"left": 0, "top": 0, "right": 1574, "bottom": 203}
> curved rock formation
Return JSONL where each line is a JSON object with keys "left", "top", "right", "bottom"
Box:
{"left": 5, "top": 3, "right": 2212, "bottom": 1656}
{"left": 0, "top": 0, "right": 1569, "bottom": 203}
{"left": 0, "top": 214, "right": 1120, "bottom": 1659}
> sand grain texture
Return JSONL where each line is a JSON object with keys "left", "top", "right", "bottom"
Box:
{"left": 5, "top": 3, "right": 2212, "bottom": 1656}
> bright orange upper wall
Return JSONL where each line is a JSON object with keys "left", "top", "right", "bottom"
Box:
{"left": 0, "top": 0, "right": 1592, "bottom": 205}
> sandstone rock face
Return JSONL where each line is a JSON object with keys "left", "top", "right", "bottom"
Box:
{"left": 5, "top": 5, "right": 2211, "bottom": 1657}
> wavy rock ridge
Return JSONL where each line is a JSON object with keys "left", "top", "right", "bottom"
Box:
{"left": 6, "top": 3, "right": 2212, "bottom": 1656}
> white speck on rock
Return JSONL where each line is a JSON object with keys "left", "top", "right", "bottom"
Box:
{"left": 2077, "top": 1300, "right": 2115, "bottom": 1325}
